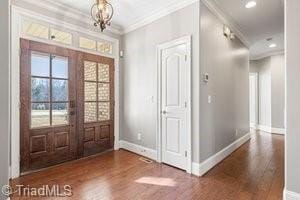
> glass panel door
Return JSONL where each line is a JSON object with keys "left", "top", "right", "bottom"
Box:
{"left": 20, "top": 39, "right": 77, "bottom": 172}
{"left": 78, "top": 53, "right": 114, "bottom": 157}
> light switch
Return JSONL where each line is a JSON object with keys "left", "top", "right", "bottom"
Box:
{"left": 208, "top": 95, "right": 212, "bottom": 104}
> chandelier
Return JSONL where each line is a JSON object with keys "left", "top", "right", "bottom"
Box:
{"left": 91, "top": 0, "right": 114, "bottom": 32}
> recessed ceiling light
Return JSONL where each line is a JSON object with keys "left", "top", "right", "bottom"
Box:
{"left": 269, "top": 43, "right": 277, "bottom": 48}
{"left": 245, "top": 1, "right": 257, "bottom": 8}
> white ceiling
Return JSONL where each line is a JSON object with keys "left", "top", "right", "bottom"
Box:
{"left": 213, "top": 0, "right": 284, "bottom": 59}
{"left": 49, "top": 0, "right": 194, "bottom": 32}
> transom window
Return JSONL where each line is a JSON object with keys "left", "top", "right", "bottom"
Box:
{"left": 84, "top": 61, "right": 110, "bottom": 122}
{"left": 30, "top": 52, "right": 69, "bottom": 128}
{"left": 22, "top": 19, "right": 114, "bottom": 55}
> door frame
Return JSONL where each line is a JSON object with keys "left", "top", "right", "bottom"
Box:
{"left": 156, "top": 35, "right": 192, "bottom": 173}
{"left": 10, "top": 6, "right": 120, "bottom": 178}
{"left": 249, "top": 72, "right": 259, "bottom": 129}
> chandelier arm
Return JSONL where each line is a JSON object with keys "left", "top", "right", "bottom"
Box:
{"left": 91, "top": 3, "right": 100, "bottom": 23}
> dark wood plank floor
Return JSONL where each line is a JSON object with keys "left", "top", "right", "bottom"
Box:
{"left": 11, "top": 131, "right": 284, "bottom": 200}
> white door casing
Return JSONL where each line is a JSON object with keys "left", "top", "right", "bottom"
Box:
{"left": 157, "top": 36, "right": 191, "bottom": 172}
{"left": 249, "top": 73, "right": 258, "bottom": 129}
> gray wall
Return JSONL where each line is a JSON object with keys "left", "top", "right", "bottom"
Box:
{"left": 121, "top": 2, "right": 200, "bottom": 162}
{"left": 199, "top": 3, "right": 250, "bottom": 162}
{"left": 271, "top": 54, "right": 285, "bottom": 129}
{"left": 0, "top": 0, "right": 10, "bottom": 199}
{"left": 286, "top": 0, "right": 300, "bottom": 194}
{"left": 250, "top": 54, "right": 285, "bottom": 129}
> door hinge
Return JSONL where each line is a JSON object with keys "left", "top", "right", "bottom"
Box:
{"left": 185, "top": 151, "right": 187, "bottom": 157}
{"left": 184, "top": 101, "right": 187, "bottom": 108}
{"left": 185, "top": 55, "right": 187, "bottom": 61}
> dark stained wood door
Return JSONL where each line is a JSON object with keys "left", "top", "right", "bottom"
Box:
{"left": 77, "top": 52, "right": 115, "bottom": 157}
{"left": 20, "top": 39, "right": 115, "bottom": 173}
{"left": 20, "top": 39, "right": 78, "bottom": 172}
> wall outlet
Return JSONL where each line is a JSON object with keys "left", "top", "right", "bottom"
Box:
{"left": 138, "top": 133, "right": 142, "bottom": 141}
{"left": 235, "top": 129, "right": 238, "bottom": 137}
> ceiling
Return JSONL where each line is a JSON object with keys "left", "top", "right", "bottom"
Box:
{"left": 49, "top": 0, "right": 193, "bottom": 32}
{"left": 213, "top": 0, "right": 284, "bottom": 59}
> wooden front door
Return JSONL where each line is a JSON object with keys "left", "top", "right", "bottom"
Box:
{"left": 20, "top": 39, "right": 78, "bottom": 172}
{"left": 20, "top": 39, "right": 115, "bottom": 173}
{"left": 77, "top": 52, "right": 115, "bottom": 157}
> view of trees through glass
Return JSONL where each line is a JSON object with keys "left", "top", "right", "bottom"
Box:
{"left": 31, "top": 52, "right": 69, "bottom": 128}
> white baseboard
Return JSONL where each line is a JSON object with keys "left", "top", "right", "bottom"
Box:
{"left": 272, "top": 127, "right": 285, "bottom": 135}
{"left": 284, "top": 189, "right": 300, "bottom": 200}
{"left": 119, "top": 140, "right": 157, "bottom": 161}
{"left": 191, "top": 162, "right": 201, "bottom": 176}
{"left": 257, "top": 124, "right": 285, "bottom": 135}
{"left": 192, "top": 133, "right": 251, "bottom": 177}
{"left": 258, "top": 125, "right": 272, "bottom": 133}
{"left": 250, "top": 123, "right": 258, "bottom": 130}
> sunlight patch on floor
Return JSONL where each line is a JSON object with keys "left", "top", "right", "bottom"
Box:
{"left": 135, "top": 177, "right": 177, "bottom": 187}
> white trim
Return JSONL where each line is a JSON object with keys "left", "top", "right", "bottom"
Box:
{"left": 284, "top": 189, "right": 300, "bottom": 200}
{"left": 251, "top": 50, "right": 285, "bottom": 61}
{"left": 123, "top": 0, "right": 198, "bottom": 34}
{"left": 119, "top": 140, "right": 157, "bottom": 161}
{"left": 10, "top": 5, "right": 120, "bottom": 178}
{"left": 249, "top": 73, "right": 259, "bottom": 130}
{"left": 12, "top": 0, "right": 122, "bottom": 35}
{"left": 257, "top": 125, "right": 285, "bottom": 135}
{"left": 156, "top": 35, "right": 192, "bottom": 174}
{"left": 272, "top": 127, "right": 286, "bottom": 135}
{"left": 258, "top": 125, "right": 272, "bottom": 133}
{"left": 201, "top": 0, "right": 251, "bottom": 47}
{"left": 192, "top": 133, "right": 251, "bottom": 176}
{"left": 250, "top": 123, "right": 258, "bottom": 130}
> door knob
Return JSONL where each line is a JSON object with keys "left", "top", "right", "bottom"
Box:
{"left": 162, "top": 110, "right": 167, "bottom": 114}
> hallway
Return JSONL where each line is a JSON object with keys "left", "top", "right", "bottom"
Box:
{"left": 11, "top": 131, "right": 284, "bottom": 200}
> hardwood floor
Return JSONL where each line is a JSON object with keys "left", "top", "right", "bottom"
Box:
{"left": 10, "top": 131, "right": 284, "bottom": 200}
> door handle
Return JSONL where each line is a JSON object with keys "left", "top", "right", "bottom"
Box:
{"left": 162, "top": 110, "right": 167, "bottom": 115}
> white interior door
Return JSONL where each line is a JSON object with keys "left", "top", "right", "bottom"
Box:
{"left": 161, "top": 42, "right": 189, "bottom": 170}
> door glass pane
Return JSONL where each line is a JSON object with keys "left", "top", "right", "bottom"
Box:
{"left": 99, "top": 102, "right": 110, "bottom": 121}
{"left": 52, "top": 56, "right": 68, "bottom": 79}
{"left": 31, "top": 53, "right": 50, "bottom": 77}
{"left": 52, "top": 79, "right": 68, "bottom": 101}
{"left": 52, "top": 103, "right": 69, "bottom": 125}
{"left": 98, "top": 83, "right": 110, "bottom": 101}
{"left": 98, "top": 63, "right": 110, "bottom": 82}
{"left": 31, "top": 103, "right": 50, "bottom": 128}
{"left": 85, "top": 102, "right": 97, "bottom": 122}
{"left": 50, "top": 28, "right": 72, "bottom": 45}
{"left": 84, "top": 61, "right": 97, "bottom": 81}
{"left": 85, "top": 82, "right": 97, "bottom": 101}
{"left": 31, "top": 78, "right": 50, "bottom": 102}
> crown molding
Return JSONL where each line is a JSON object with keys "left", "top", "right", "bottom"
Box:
{"left": 13, "top": 0, "right": 123, "bottom": 35}
{"left": 201, "top": 0, "right": 251, "bottom": 47}
{"left": 250, "top": 49, "right": 285, "bottom": 60}
{"left": 122, "top": 0, "right": 199, "bottom": 34}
